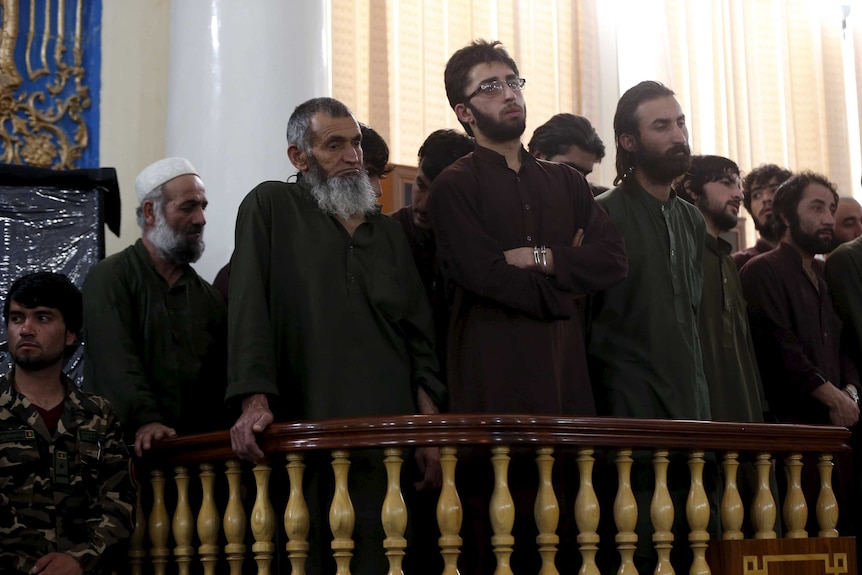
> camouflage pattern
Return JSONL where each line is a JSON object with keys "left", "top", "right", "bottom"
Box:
{"left": 0, "top": 371, "right": 135, "bottom": 574}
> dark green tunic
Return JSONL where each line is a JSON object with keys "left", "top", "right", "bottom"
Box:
{"left": 699, "top": 234, "right": 765, "bottom": 421}
{"left": 82, "top": 240, "right": 228, "bottom": 436}
{"left": 225, "top": 179, "right": 444, "bottom": 419}
{"left": 588, "top": 183, "right": 710, "bottom": 420}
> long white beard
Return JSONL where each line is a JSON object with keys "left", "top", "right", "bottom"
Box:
{"left": 305, "top": 164, "right": 377, "bottom": 219}
{"left": 146, "top": 206, "right": 205, "bottom": 265}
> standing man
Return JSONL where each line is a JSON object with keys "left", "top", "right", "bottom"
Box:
{"left": 0, "top": 272, "right": 134, "bottom": 574}
{"left": 826, "top": 233, "right": 862, "bottom": 374}
{"left": 390, "top": 128, "right": 475, "bottom": 372}
{"left": 528, "top": 112, "right": 606, "bottom": 177}
{"left": 740, "top": 172, "right": 859, "bottom": 535}
{"left": 587, "top": 81, "right": 708, "bottom": 421}
{"left": 732, "top": 164, "right": 792, "bottom": 268}
{"left": 831, "top": 196, "right": 862, "bottom": 249}
{"left": 430, "top": 39, "right": 627, "bottom": 574}
{"left": 82, "top": 157, "right": 228, "bottom": 457}
{"left": 677, "top": 155, "right": 765, "bottom": 422}
{"left": 227, "top": 97, "right": 445, "bottom": 575}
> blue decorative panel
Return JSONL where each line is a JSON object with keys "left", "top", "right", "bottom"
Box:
{"left": 0, "top": 0, "right": 102, "bottom": 168}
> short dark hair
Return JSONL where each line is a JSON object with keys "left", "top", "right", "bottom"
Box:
{"left": 771, "top": 171, "right": 838, "bottom": 237}
{"left": 613, "top": 81, "right": 676, "bottom": 186}
{"left": 286, "top": 97, "right": 355, "bottom": 154}
{"left": 676, "top": 155, "right": 740, "bottom": 204}
{"left": 741, "top": 163, "right": 792, "bottom": 215}
{"left": 528, "top": 113, "right": 605, "bottom": 160}
{"left": 444, "top": 39, "right": 519, "bottom": 136}
{"left": 360, "top": 124, "right": 393, "bottom": 178}
{"left": 4, "top": 272, "right": 83, "bottom": 335}
{"left": 418, "top": 129, "right": 475, "bottom": 182}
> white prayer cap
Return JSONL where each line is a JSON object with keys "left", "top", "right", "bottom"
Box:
{"left": 135, "top": 157, "right": 199, "bottom": 203}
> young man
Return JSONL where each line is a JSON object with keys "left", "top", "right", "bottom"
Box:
{"left": 732, "top": 163, "right": 792, "bottom": 268}
{"left": 831, "top": 195, "right": 862, "bottom": 248}
{"left": 430, "top": 39, "right": 627, "bottom": 575}
{"left": 359, "top": 123, "right": 392, "bottom": 198}
{"left": 0, "top": 272, "right": 134, "bottom": 574}
{"left": 677, "top": 155, "right": 765, "bottom": 422}
{"left": 528, "top": 112, "right": 605, "bottom": 177}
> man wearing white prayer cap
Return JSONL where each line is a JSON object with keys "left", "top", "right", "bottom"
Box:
{"left": 81, "top": 157, "right": 229, "bottom": 456}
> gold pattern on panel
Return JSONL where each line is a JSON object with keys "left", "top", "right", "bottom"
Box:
{"left": 0, "top": 0, "right": 89, "bottom": 169}
{"left": 743, "top": 552, "right": 848, "bottom": 574}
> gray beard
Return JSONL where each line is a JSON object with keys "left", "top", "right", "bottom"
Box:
{"left": 146, "top": 208, "right": 204, "bottom": 265}
{"left": 305, "top": 166, "right": 377, "bottom": 219}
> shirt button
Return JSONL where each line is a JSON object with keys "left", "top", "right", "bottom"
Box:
{"left": 525, "top": 204, "right": 531, "bottom": 211}
{"left": 527, "top": 235, "right": 533, "bottom": 242}
{"left": 350, "top": 276, "right": 357, "bottom": 283}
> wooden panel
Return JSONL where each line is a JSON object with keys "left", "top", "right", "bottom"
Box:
{"left": 379, "top": 164, "right": 417, "bottom": 214}
{"left": 708, "top": 537, "right": 856, "bottom": 574}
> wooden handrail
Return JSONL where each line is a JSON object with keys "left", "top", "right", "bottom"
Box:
{"left": 145, "top": 415, "right": 851, "bottom": 465}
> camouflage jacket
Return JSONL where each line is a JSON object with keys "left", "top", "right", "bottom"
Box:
{"left": 0, "top": 371, "right": 135, "bottom": 574}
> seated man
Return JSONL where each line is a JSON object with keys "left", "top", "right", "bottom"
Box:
{"left": 0, "top": 272, "right": 134, "bottom": 574}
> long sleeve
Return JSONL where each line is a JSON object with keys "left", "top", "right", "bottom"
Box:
{"left": 825, "top": 243, "right": 862, "bottom": 385}
{"left": 82, "top": 261, "right": 163, "bottom": 432}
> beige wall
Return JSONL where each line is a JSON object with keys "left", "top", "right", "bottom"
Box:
{"left": 99, "top": 0, "right": 171, "bottom": 255}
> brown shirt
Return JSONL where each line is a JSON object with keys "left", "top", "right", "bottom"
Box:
{"left": 740, "top": 242, "right": 859, "bottom": 424}
{"left": 428, "top": 145, "right": 627, "bottom": 415}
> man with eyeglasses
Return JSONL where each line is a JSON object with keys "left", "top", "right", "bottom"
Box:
{"left": 528, "top": 113, "right": 606, "bottom": 178}
{"left": 429, "top": 39, "right": 627, "bottom": 574}
{"left": 732, "top": 163, "right": 792, "bottom": 268}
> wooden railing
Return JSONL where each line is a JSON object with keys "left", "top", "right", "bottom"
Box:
{"left": 134, "top": 415, "right": 857, "bottom": 575}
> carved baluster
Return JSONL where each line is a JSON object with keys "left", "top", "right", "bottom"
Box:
{"left": 285, "top": 453, "right": 310, "bottom": 575}
{"left": 574, "top": 447, "right": 599, "bottom": 575}
{"left": 198, "top": 463, "right": 220, "bottom": 575}
{"left": 720, "top": 452, "right": 743, "bottom": 540}
{"left": 613, "top": 449, "right": 637, "bottom": 575}
{"left": 534, "top": 446, "right": 559, "bottom": 575}
{"left": 252, "top": 461, "right": 276, "bottom": 575}
{"left": 751, "top": 452, "right": 776, "bottom": 539}
{"left": 783, "top": 454, "right": 807, "bottom": 538}
{"left": 129, "top": 481, "right": 146, "bottom": 575}
{"left": 437, "top": 446, "right": 462, "bottom": 575}
{"left": 687, "top": 451, "right": 710, "bottom": 575}
{"left": 490, "top": 445, "right": 515, "bottom": 575}
{"left": 382, "top": 448, "right": 407, "bottom": 575}
{"left": 330, "top": 449, "right": 355, "bottom": 575}
{"left": 173, "top": 465, "right": 194, "bottom": 575}
{"left": 224, "top": 459, "right": 247, "bottom": 575}
{"left": 148, "top": 469, "right": 170, "bottom": 575}
{"left": 817, "top": 454, "right": 839, "bottom": 537}
{"left": 651, "top": 449, "right": 673, "bottom": 572}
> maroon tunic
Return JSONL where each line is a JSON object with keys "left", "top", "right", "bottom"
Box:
{"left": 428, "top": 145, "right": 627, "bottom": 415}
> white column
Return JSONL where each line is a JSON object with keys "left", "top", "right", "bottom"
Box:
{"left": 165, "top": 0, "right": 331, "bottom": 282}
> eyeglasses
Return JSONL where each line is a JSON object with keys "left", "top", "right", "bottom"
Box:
{"left": 465, "top": 78, "right": 526, "bottom": 101}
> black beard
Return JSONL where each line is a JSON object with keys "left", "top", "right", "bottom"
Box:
{"left": 754, "top": 216, "right": 781, "bottom": 243}
{"left": 636, "top": 142, "right": 691, "bottom": 184}
{"left": 11, "top": 351, "right": 63, "bottom": 372}
{"left": 467, "top": 102, "right": 526, "bottom": 143}
{"left": 698, "top": 196, "right": 738, "bottom": 232}
{"left": 789, "top": 217, "right": 833, "bottom": 256}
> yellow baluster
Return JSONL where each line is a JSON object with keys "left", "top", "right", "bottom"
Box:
{"left": 534, "top": 446, "right": 559, "bottom": 575}
{"left": 687, "top": 451, "right": 711, "bottom": 575}
{"left": 751, "top": 452, "right": 776, "bottom": 539}
{"left": 651, "top": 449, "right": 674, "bottom": 572}
{"left": 574, "top": 447, "right": 600, "bottom": 575}
{"left": 173, "top": 465, "right": 194, "bottom": 575}
{"left": 783, "top": 454, "right": 807, "bottom": 538}
{"left": 128, "top": 481, "right": 146, "bottom": 575}
{"left": 437, "top": 446, "right": 462, "bottom": 575}
{"left": 720, "top": 452, "right": 743, "bottom": 540}
{"left": 198, "top": 463, "right": 220, "bottom": 575}
{"left": 224, "top": 459, "right": 247, "bottom": 575}
{"left": 285, "top": 453, "right": 310, "bottom": 575}
{"left": 330, "top": 449, "right": 355, "bottom": 575}
{"left": 490, "top": 445, "right": 515, "bottom": 575}
{"left": 613, "top": 449, "right": 637, "bottom": 575}
{"left": 252, "top": 461, "right": 276, "bottom": 575}
{"left": 816, "top": 454, "right": 839, "bottom": 537}
{"left": 148, "top": 468, "right": 170, "bottom": 575}
{"left": 382, "top": 448, "right": 407, "bottom": 575}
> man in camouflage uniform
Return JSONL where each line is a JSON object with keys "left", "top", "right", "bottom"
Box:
{"left": 0, "top": 272, "right": 134, "bottom": 574}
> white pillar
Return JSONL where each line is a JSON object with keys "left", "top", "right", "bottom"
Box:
{"left": 165, "top": 0, "right": 331, "bottom": 282}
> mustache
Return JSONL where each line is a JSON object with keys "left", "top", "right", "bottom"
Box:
{"left": 666, "top": 143, "right": 691, "bottom": 156}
